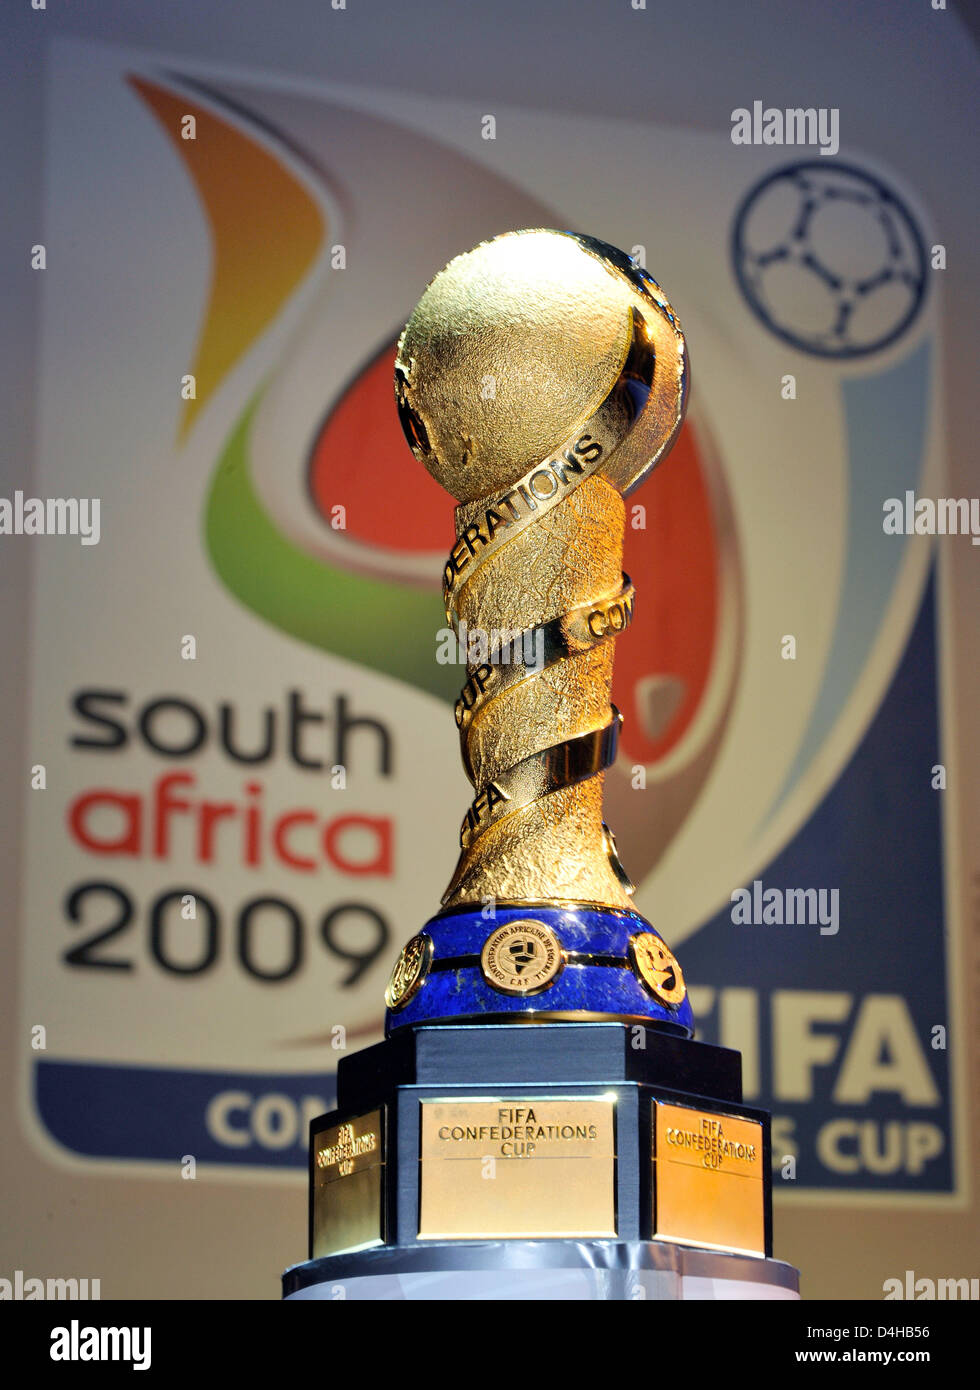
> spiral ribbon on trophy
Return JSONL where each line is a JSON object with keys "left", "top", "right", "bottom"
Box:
{"left": 440, "top": 307, "right": 656, "bottom": 905}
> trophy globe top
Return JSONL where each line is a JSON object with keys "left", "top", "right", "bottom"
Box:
{"left": 394, "top": 228, "right": 688, "bottom": 505}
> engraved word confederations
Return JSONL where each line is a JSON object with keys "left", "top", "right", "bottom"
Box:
{"left": 316, "top": 1122, "right": 378, "bottom": 1177}
{"left": 438, "top": 1106, "right": 599, "bottom": 1158}
{"left": 665, "top": 1116, "right": 757, "bottom": 1171}
{"left": 442, "top": 434, "right": 603, "bottom": 597}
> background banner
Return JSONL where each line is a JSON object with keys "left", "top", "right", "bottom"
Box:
{"left": 2, "top": 4, "right": 978, "bottom": 1299}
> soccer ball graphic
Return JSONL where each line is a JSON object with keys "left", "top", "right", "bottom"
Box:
{"left": 732, "top": 161, "right": 927, "bottom": 358}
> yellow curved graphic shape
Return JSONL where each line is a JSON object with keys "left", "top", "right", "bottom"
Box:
{"left": 128, "top": 76, "right": 325, "bottom": 440}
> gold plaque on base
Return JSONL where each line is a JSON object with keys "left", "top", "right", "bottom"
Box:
{"left": 419, "top": 1098, "right": 616, "bottom": 1240}
{"left": 311, "top": 1109, "right": 385, "bottom": 1258}
{"left": 652, "top": 1101, "right": 765, "bottom": 1257}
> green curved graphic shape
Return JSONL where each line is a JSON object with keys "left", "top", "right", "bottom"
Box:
{"left": 205, "top": 393, "right": 458, "bottom": 704}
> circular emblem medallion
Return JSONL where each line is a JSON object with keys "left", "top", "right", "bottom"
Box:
{"left": 480, "top": 919, "right": 565, "bottom": 996}
{"left": 629, "top": 932, "right": 687, "bottom": 1007}
{"left": 384, "top": 933, "right": 432, "bottom": 1010}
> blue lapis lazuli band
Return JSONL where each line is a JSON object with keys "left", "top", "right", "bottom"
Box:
{"left": 384, "top": 902, "right": 695, "bottom": 1038}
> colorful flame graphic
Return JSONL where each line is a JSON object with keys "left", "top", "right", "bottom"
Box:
{"left": 137, "top": 74, "right": 933, "bottom": 900}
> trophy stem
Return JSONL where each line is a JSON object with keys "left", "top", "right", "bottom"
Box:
{"left": 444, "top": 472, "right": 634, "bottom": 911}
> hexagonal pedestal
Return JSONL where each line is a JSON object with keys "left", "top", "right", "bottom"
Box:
{"left": 283, "top": 1023, "right": 799, "bottom": 1301}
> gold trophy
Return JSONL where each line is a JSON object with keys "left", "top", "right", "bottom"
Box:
{"left": 289, "top": 232, "right": 797, "bottom": 1301}
{"left": 395, "top": 228, "right": 687, "bottom": 920}
{"left": 384, "top": 230, "right": 692, "bottom": 1025}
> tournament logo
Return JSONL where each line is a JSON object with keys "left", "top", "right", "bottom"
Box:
{"left": 35, "top": 60, "right": 949, "bottom": 1196}
{"left": 629, "top": 933, "right": 687, "bottom": 1008}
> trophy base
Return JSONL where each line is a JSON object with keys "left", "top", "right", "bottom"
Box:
{"left": 300, "top": 1022, "right": 785, "bottom": 1284}
{"left": 283, "top": 1239, "right": 800, "bottom": 1301}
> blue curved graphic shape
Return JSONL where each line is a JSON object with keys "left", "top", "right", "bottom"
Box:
{"left": 766, "top": 340, "right": 931, "bottom": 825}
{"left": 682, "top": 570, "right": 951, "bottom": 1194}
